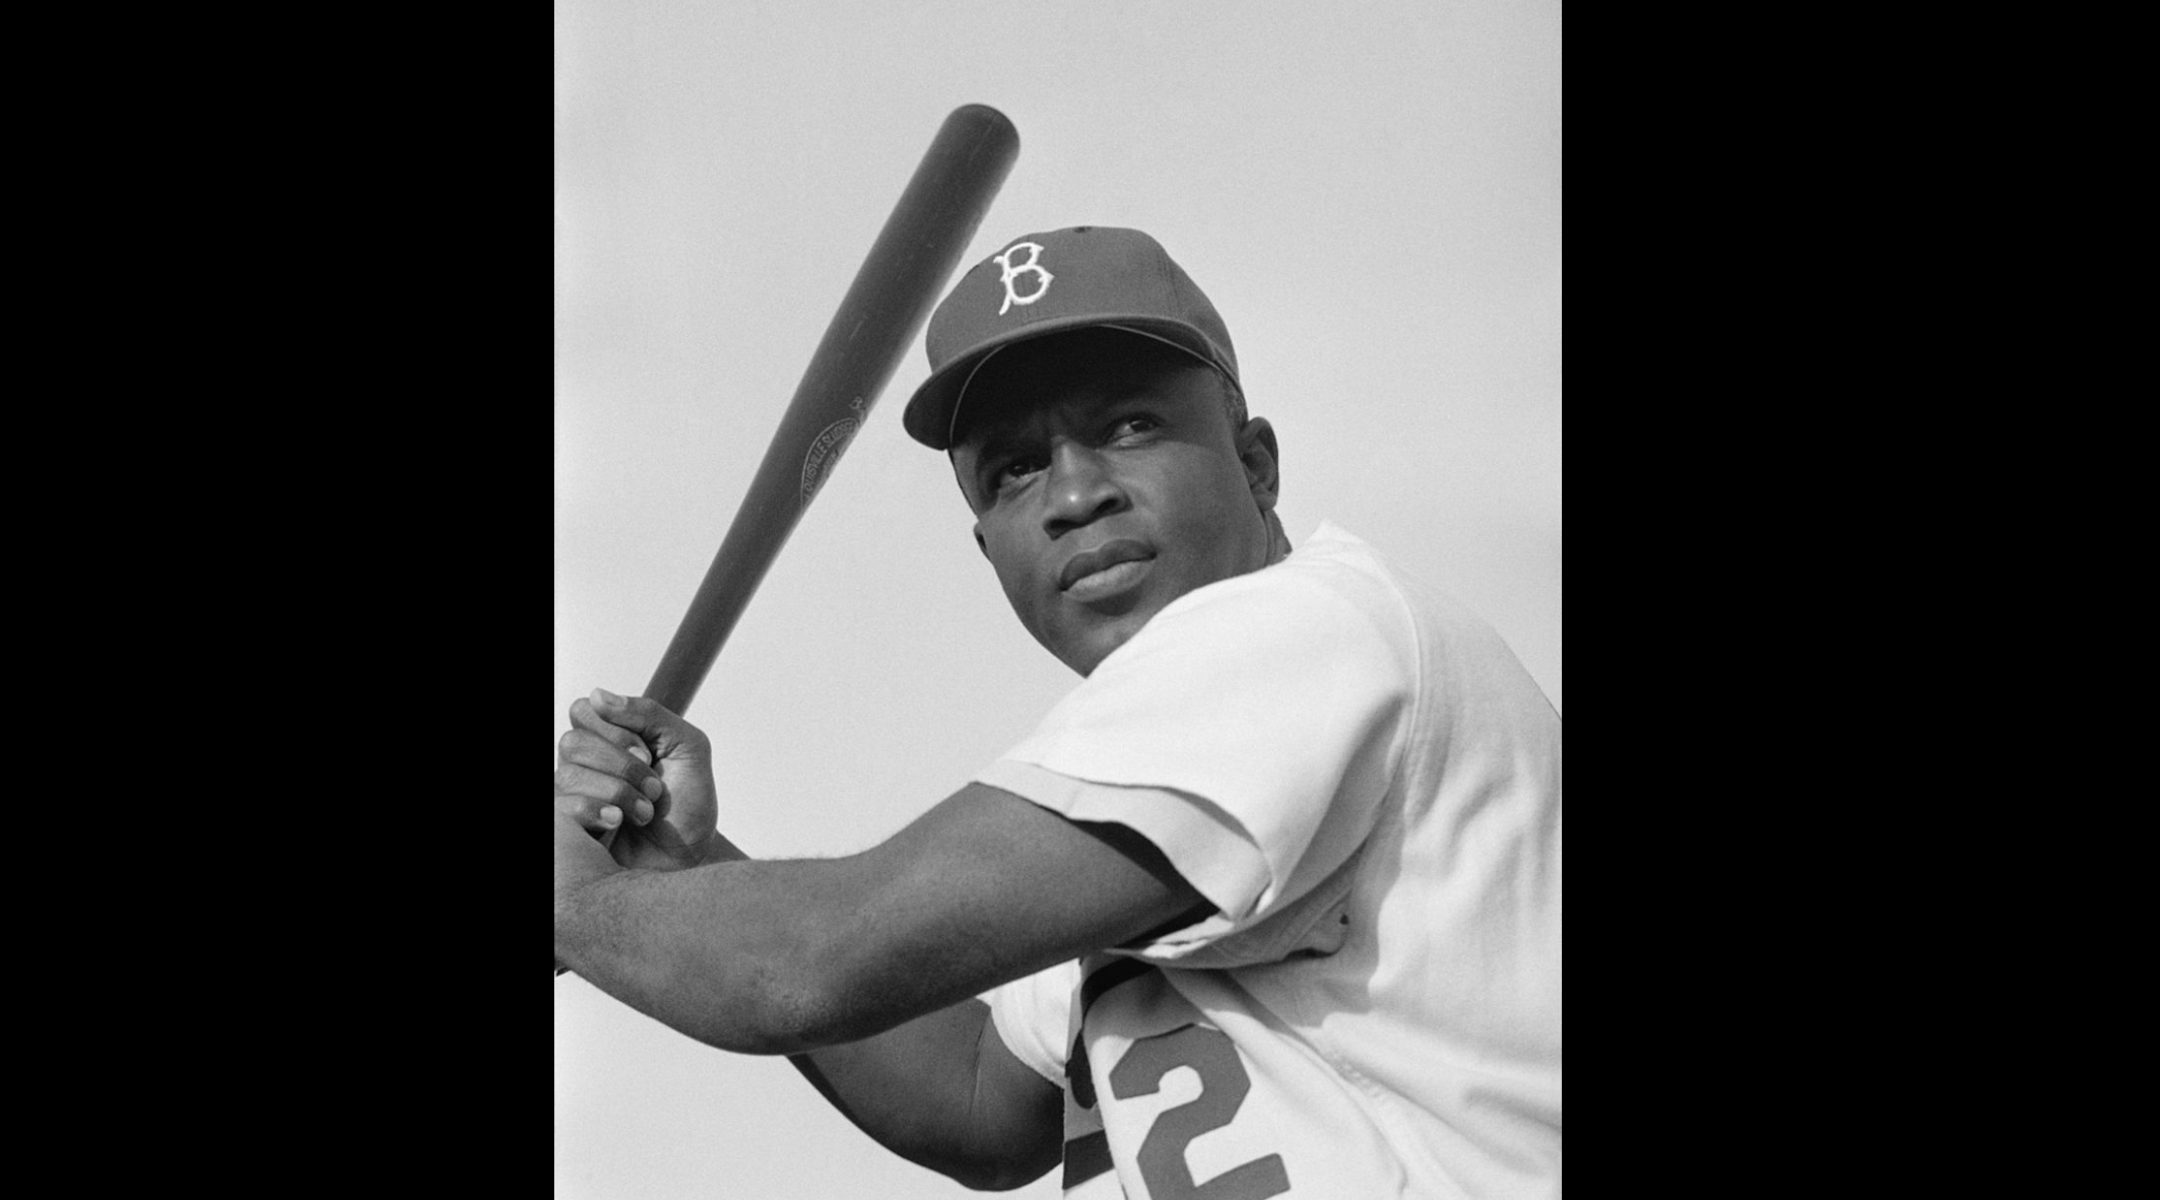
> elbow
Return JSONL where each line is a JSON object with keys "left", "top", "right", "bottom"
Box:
{"left": 952, "top": 1158, "right": 1058, "bottom": 1192}
{"left": 949, "top": 1130, "right": 1063, "bottom": 1191}
{"left": 917, "top": 1084, "right": 1063, "bottom": 1191}
{"left": 907, "top": 1142, "right": 1057, "bottom": 1193}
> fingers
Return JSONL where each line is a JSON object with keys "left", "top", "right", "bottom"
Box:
{"left": 580, "top": 689, "right": 712, "bottom": 763}
{"left": 555, "top": 761, "right": 658, "bottom": 833}
{"left": 558, "top": 718, "right": 667, "bottom": 798}
{"left": 567, "top": 695, "right": 657, "bottom": 764}
{"left": 560, "top": 688, "right": 713, "bottom": 840}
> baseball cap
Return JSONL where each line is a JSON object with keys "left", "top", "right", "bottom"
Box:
{"left": 900, "top": 226, "right": 1240, "bottom": 450}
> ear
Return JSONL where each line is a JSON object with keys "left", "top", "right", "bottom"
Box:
{"left": 973, "top": 522, "right": 988, "bottom": 557}
{"left": 1236, "top": 417, "right": 1281, "bottom": 512}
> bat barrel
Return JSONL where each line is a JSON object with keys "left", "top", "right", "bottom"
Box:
{"left": 641, "top": 105, "right": 1020, "bottom": 715}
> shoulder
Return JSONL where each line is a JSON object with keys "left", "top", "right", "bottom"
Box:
{"left": 1100, "top": 523, "right": 1420, "bottom": 683}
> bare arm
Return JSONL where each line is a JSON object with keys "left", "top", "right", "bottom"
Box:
{"left": 701, "top": 821, "right": 1063, "bottom": 1189}
{"left": 554, "top": 693, "right": 1200, "bottom": 1186}
{"left": 554, "top": 781, "right": 1206, "bottom": 1053}
{"left": 785, "top": 999, "right": 1062, "bottom": 1190}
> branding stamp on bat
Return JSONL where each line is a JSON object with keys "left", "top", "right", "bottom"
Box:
{"left": 800, "top": 396, "right": 868, "bottom": 505}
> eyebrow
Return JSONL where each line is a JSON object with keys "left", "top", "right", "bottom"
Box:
{"left": 960, "top": 427, "right": 1023, "bottom": 480}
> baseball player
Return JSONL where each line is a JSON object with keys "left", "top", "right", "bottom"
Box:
{"left": 554, "top": 226, "right": 1562, "bottom": 1196}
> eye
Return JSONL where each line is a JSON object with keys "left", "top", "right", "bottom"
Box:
{"left": 990, "top": 454, "right": 1046, "bottom": 491}
{"left": 1107, "top": 414, "right": 1161, "bottom": 443}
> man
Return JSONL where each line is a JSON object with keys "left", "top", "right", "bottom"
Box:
{"left": 555, "top": 226, "right": 1562, "bottom": 1196}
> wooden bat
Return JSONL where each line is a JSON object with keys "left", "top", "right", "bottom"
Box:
{"left": 558, "top": 105, "right": 1018, "bottom": 903}
{"left": 642, "top": 103, "right": 1019, "bottom": 714}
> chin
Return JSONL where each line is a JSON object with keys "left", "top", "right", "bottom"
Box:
{"left": 1056, "top": 620, "right": 1147, "bottom": 677}
{"left": 1040, "top": 630, "right": 1101, "bottom": 676}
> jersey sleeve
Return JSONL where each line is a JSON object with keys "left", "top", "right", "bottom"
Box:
{"left": 977, "top": 554, "right": 1415, "bottom": 961}
{"left": 983, "top": 960, "right": 1080, "bottom": 1088}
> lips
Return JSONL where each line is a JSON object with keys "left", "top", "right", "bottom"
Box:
{"left": 1059, "top": 539, "right": 1155, "bottom": 592}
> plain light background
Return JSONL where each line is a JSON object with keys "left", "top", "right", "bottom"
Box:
{"left": 556, "top": 2, "right": 1559, "bottom": 1196}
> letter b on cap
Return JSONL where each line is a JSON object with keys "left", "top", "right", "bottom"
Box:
{"left": 994, "top": 242, "right": 1053, "bottom": 315}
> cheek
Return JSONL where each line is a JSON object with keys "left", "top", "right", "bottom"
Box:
{"left": 993, "top": 555, "right": 1033, "bottom": 613}
{"left": 978, "top": 526, "right": 1045, "bottom": 614}
{"left": 1168, "top": 460, "right": 1259, "bottom": 545}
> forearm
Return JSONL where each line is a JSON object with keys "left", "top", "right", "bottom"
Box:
{"left": 556, "top": 836, "right": 1019, "bottom": 1054}
{"left": 556, "top": 855, "right": 846, "bottom": 1053}
{"left": 565, "top": 826, "right": 1056, "bottom": 1184}
{"left": 556, "top": 784, "right": 1206, "bottom": 1059}
{"left": 556, "top": 830, "right": 748, "bottom": 977}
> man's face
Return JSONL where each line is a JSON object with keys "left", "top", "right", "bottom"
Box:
{"left": 950, "top": 332, "right": 1280, "bottom": 676}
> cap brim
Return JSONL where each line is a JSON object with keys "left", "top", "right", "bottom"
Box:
{"left": 901, "top": 315, "right": 1233, "bottom": 450}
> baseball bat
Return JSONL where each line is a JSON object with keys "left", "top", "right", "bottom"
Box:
{"left": 562, "top": 105, "right": 1016, "bottom": 902}
{"left": 641, "top": 104, "right": 1018, "bottom": 713}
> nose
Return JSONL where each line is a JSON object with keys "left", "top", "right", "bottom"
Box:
{"left": 1041, "top": 438, "right": 1128, "bottom": 537}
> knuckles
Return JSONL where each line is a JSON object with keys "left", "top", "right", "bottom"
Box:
{"left": 564, "top": 689, "right": 712, "bottom": 773}
{"left": 559, "top": 728, "right": 626, "bottom": 768}
{"left": 553, "top": 762, "right": 639, "bottom": 805}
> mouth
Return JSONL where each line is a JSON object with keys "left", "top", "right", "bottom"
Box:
{"left": 1059, "top": 539, "right": 1156, "bottom": 600}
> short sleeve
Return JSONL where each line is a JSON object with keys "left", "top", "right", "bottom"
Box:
{"left": 984, "top": 960, "right": 1080, "bottom": 1087}
{"left": 978, "top": 549, "right": 1414, "bottom": 940}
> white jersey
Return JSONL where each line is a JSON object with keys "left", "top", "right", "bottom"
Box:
{"left": 980, "top": 522, "right": 1561, "bottom": 1198}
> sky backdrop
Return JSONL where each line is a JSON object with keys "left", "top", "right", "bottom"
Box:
{"left": 556, "top": 3, "right": 1559, "bottom": 1196}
